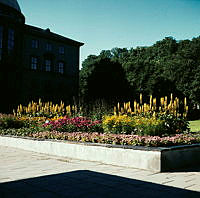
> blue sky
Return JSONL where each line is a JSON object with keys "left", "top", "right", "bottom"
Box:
{"left": 18, "top": 0, "right": 200, "bottom": 66}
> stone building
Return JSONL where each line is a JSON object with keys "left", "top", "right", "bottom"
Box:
{"left": 0, "top": 0, "right": 83, "bottom": 112}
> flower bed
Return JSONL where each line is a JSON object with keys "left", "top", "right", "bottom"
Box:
{"left": 1, "top": 96, "right": 200, "bottom": 172}
{"left": 0, "top": 128, "right": 200, "bottom": 147}
{"left": 0, "top": 111, "right": 199, "bottom": 147}
{"left": 1, "top": 94, "right": 199, "bottom": 147}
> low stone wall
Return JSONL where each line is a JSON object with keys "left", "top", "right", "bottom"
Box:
{"left": 161, "top": 145, "right": 200, "bottom": 171}
{"left": 0, "top": 136, "right": 199, "bottom": 172}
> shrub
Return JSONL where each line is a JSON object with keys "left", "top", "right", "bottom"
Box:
{"left": 157, "top": 113, "right": 190, "bottom": 135}
{"left": 0, "top": 114, "right": 26, "bottom": 129}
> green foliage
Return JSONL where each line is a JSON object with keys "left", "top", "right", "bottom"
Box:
{"left": 80, "top": 36, "right": 200, "bottom": 119}
{"left": 80, "top": 100, "right": 113, "bottom": 120}
{"left": 102, "top": 115, "right": 135, "bottom": 134}
{"left": 102, "top": 115, "right": 166, "bottom": 136}
{"left": 80, "top": 55, "right": 131, "bottom": 100}
{"left": 0, "top": 114, "right": 26, "bottom": 129}
{"left": 102, "top": 113, "right": 189, "bottom": 136}
{"left": 158, "top": 113, "right": 190, "bottom": 135}
{"left": 189, "top": 120, "right": 200, "bottom": 132}
{"left": 0, "top": 127, "right": 46, "bottom": 136}
{"left": 133, "top": 116, "right": 165, "bottom": 136}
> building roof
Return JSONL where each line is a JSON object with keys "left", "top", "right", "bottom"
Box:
{"left": 0, "top": 0, "right": 21, "bottom": 12}
{"left": 25, "top": 24, "right": 84, "bottom": 47}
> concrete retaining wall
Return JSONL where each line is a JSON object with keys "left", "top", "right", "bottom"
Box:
{"left": 161, "top": 146, "right": 200, "bottom": 171}
{"left": 0, "top": 136, "right": 199, "bottom": 172}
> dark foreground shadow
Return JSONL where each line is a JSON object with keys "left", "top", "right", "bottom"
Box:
{"left": 0, "top": 170, "right": 199, "bottom": 198}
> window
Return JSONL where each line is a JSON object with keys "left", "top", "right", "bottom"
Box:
{"left": 32, "top": 39, "right": 38, "bottom": 48}
{"left": 46, "top": 43, "right": 52, "bottom": 51}
{"left": 31, "top": 57, "right": 38, "bottom": 70}
{"left": 0, "top": 26, "right": 3, "bottom": 60}
{"left": 58, "top": 62, "right": 64, "bottom": 74}
{"left": 8, "top": 29, "right": 14, "bottom": 51}
{"left": 45, "top": 59, "right": 51, "bottom": 71}
{"left": 0, "top": 26, "right": 3, "bottom": 49}
{"left": 59, "top": 46, "right": 65, "bottom": 54}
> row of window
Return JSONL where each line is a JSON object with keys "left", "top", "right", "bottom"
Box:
{"left": 31, "top": 39, "right": 65, "bottom": 54}
{"left": 31, "top": 56, "right": 65, "bottom": 74}
{"left": 0, "top": 26, "right": 65, "bottom": 61}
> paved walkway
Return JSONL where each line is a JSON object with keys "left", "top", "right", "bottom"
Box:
{"left": 0, "top": 146, "right": 200, "bottom": 198}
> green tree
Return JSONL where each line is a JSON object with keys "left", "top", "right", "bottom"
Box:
{"left": 80, "top": 36, "right": 200, "bottom": 115}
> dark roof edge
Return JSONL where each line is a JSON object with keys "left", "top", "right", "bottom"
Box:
{"left": 0, "top": 1, "right": 21, "bottom": 13}
{"left": 24, "top": 24, "right": 84, "bottom": 47}
{"left": 0, "top": 2, "right": 25, "bottom": 21}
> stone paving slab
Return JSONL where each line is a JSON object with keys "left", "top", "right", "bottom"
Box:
{"left": 0, "top": 145, "right": 200, "bottom": 198}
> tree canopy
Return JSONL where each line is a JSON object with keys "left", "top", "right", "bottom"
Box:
{"left": 80, "top": 36, "right": 200, "bottom": 109}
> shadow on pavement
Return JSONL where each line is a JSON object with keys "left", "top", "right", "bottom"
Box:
{"left": 0, "top": 170, "right": 199, "bottom": 198}
{"left": 167, "top": 165, "right": 200, "bottom": 173}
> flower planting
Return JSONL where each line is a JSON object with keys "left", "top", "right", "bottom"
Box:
{"left": 113, "top": 93, "right": 188, "bottom": 117}
{"left": 102, "top": 115, "right": 136, "bottom": 134}
{"left": 14, "top": 99, "right": 74, "bottom": 118}
{"left": 18, "top": 116, "right": 46, "bottom": 127}
{"left": 28, "top": 132, "right": 198, "bottom": 147}
{"left": 0, "top": 94, "right": 199, "bottom": 147}
{"left": 0, "top": 129, "right": 198, "bottom": 147}
{"left": 102, "top": 113, "right": 189, "bottom": 136}
{"left": 43, "top": 116, "right": 103, "bottom": 132}
{"left": 104, "top": 93, "right": 190, "bottom": 136}
{"left": 14, "top": 99, "right": 112, "bottom": 120}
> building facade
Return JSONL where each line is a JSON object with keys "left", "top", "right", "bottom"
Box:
{"left": 0, "top": 0, "right": 83, "bottom": 112}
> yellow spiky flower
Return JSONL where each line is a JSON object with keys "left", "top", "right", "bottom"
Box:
{"left": 140, "top": 93, "right": 143, "bottom": 104}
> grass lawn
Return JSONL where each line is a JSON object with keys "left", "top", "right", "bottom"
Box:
{"left": 189, "top": 120, "right": 200, "bottom": 132}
